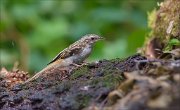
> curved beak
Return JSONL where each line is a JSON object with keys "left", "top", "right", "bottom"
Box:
{"left": 98, "top": 36, "right": 105, "bottom": 40}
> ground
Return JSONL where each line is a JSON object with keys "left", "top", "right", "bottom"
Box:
{"left": 0, "top": 0, "right": 180, "bottom": 110}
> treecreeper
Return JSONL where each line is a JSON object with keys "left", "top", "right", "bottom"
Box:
{"left": 24, "top": 34, "right": 103, "bottom": 83}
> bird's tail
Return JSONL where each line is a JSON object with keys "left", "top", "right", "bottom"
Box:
{"left": 23, "top": 66, "right": 50, "bottom": 84}
{"left": 23, "top": 71, "right": 42, "bottom": 84}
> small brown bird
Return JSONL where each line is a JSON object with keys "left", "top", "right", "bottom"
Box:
{"left": 24, "top": 34, "right": 103, "bottom": 83}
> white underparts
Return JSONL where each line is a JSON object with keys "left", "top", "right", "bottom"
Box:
{"left": 65, "top": 44, "right": 92, "bottom": 64}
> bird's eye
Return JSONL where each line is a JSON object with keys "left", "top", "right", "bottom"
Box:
{"left": 91, "top": 38, "right": 95, "bottom": 40}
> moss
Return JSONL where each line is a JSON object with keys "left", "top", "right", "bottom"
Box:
{"left": 103, "top": 73, "right": 124, "bottom": 87}
{"left": 147, "top": 9, "right": 157, "bottom": 29}
{"left": 143, "top": 0, "right": 180, "bottom": 56}
{"left": 104, "top": 68, "right": 124, "bottom": 86}
{"left": 91, "top": 78, "right": 99, "bottom": 85}
{"left": 76, "top": 94, "right": 91, "bottom": 108}
{"left": 70, "top": 66, "right": 89, "bottom": 79}
{"left": 164, "top": 38, "right": 180, "bottom": 51}
{"left": 89, "top": 68, "right": 124, "bottom": 88}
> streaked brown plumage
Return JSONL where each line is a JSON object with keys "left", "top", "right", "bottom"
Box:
{"left": 24, "top": 34, "right": 103, "bottom": 83}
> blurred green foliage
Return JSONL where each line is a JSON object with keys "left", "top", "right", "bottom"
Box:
{"left": 0, "top": 0, "right": 162, "bottom": 72}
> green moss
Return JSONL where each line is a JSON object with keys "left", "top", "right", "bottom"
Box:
{"left": 91, "top": 78, "right": 99, "bottom": 85}
{"left": 103, "top": 74, "right": 120, "bottom": 87}
{"left": 164, "top": 38, "right": 180, "bottom": 52}
{"left": 78, "top": 95, "right": 91, "bottom": 108}
{"left": 147, "top": 9, "right": 157, "bottom": 29}
{"left": 104, "top": 70, "right": 124, "bottom": 87}
{"left": 70, "top": 66, "right": 89, "bottom": 79}
{"left": 90, "top": 68, "right": 124, "bottom": 87}
{"left": 143, "top": 0, "right": 180, "bottom": 55}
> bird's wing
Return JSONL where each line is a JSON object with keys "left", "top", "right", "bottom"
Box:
{"left": 47, "top": 48, "right": 67, "bottom": 65}
{"left": 47, "top": 44, "right": 83, "bottom": 65}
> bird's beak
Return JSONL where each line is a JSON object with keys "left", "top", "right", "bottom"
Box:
{"left": 99, "top": 37, "right": 105, "bottom": 40}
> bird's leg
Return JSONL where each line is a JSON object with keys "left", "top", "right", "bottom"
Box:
{"left": 70, "top": 61, "right": 89, "bottom": 67}
{"left": 80, "top": 61, "right": 89, "bottom": 66}
{"left": 69, "top": 61, "right": 89, "bottom": 71}
{"left": 70, "top": 63, "right": 81, "bottom": 67}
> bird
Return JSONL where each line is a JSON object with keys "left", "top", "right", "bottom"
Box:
{"left": 24, "top": 34, "right": 103, "bottom": 83}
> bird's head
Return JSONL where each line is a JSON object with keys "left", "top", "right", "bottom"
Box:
{"left": 81, "top": 34, "right": 104, "bottom": 44}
